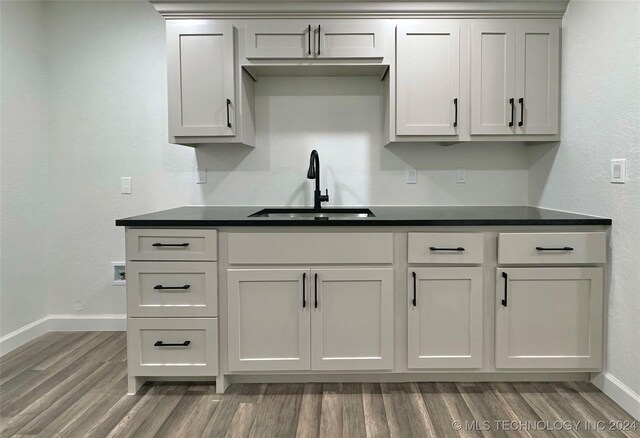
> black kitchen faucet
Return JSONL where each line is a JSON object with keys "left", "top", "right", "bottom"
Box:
{"left": 306, "top": 149, "right": 329, "bottom": 210}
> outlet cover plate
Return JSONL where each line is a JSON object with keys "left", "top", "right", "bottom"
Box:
{"left": 112, "top": 262, "right": 126, "bottom": 286}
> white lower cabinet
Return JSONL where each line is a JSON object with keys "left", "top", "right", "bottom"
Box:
{"left": 495, "top": 267, "right": 604, "bottom": 369}
{"left": 227, "top": 267, "right": 394, "bottom": 372}
{"left": 311, "top": 268, "right": 394, "bottom": 370}
{"left": 227, "top": 269, "right": 310, "bottom": 372}
{"left": 127, "top": 317, "right": 218, "bottom": 376}
{"left": 407, "top": 267, "right": 483, "bottom": 369}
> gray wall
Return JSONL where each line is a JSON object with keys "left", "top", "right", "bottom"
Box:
{"left": 529, "top": 0, "right": 640, "bottom": 396}
{"left": 1, "top": 1, "right": 50, "bottom": 337}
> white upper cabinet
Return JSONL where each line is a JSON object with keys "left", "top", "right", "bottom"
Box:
{"left": 167, "top": 22, "right": 235, "bottom": 138}
{"left": 245, "top": 22, "right": 314, "bottom": 59}
{"left": 245, "top": 20, "right": 384, "bottom": 59}
{"left": 470, "top": 22, "right": 516, "bottom": 135}
{"left": 471, "top": 20, "right": 560, "bottom": 136}
{"left": 396, "top": 22, "right": 460, "bottom": 136}
{"left": 515, "top": 22, "right": 560, "bottom": 134}
{"left": 316, "top": 22, "right": 384, "bottom": 58}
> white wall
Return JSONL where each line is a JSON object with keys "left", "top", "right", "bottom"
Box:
{"left": 0, "top": 1, "right": 51, "bottom": 338}
{"left": 40, "top": 1, "right": 529, "bottom": 317}
{"left": 529, "top": 0, "right": 640, "bottom": 399}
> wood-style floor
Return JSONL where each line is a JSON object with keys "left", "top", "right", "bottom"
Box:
{"left": 0, "top": 332, "right": 637, "bottom": 438}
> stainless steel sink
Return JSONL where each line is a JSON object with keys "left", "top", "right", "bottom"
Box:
{"left": 249, "top": 208, "right": 375, "bottom": 219}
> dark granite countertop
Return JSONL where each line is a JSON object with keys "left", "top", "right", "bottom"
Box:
{"left": 115, "top": 206, "right": 611, "bottom": 227}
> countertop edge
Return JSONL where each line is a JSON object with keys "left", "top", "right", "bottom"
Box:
{"left": 115, "top": 218, "right": 612, "bottom": 227}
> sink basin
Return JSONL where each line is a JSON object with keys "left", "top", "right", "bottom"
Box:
{"left": 249, "top": 208, "right": 375, "bottom": 219}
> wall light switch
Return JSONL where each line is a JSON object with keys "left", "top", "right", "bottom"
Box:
{"left": 406, "top": 169, "right": 417, "bottom": 184}
{"left": 456, "top": 168, "right": 467, "bottom": 184}
{"left": 120, "top": 177, "right": 132, "bottom": 194}
{"left": 611, "top": 159, "right": 626, "bottom": 184}
{"left": 197, "top": 168, "right": 207, "bottom": 184}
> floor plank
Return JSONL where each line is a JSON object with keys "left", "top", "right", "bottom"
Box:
{"left": 296, "top": 383, "right": 323, "bottom": 438}
{"left": 1, "top": 331, "right": 637, "bottom": 438}
{"left": 362, "top": 383, "right": 390, "bottom": 438}
{"left": 248, "top": 383, "right": 304, "bottom": 438}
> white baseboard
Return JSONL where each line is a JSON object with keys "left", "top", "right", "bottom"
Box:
{"left": 0, "top": 314, "right": 126, "bottom": 357}
{"left": 47, "top": 314, "right": 126, "bottom": 331}
{"left": 592, "top": 372, "right": 640, "bottom": 420}
{"left": 0, "top": 316, "right": 51, "bottom": 357}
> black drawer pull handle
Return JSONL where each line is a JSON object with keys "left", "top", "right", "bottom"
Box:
{"left": 308, "top": 24, "right": 311, "bottom": 55}
{"left": 302, "top": 272, "right": 307, "bottom": 308}
{"left": 154, "top": 285, "right": 190, "bottom": 291}
{"left": 314, "top": 273, "right": 318, "bottom": 308}
{"left": 412, "top": 271, "right": 417, "bottom": 307}
{"left": 152, "top": 242, "right": 189, "bottom": 247}
{"left": 509, "top": 98, "right": 515, "bottom": 127}
{"left": 501, "top": 272, "right": 508, "bottom": 307}
{"left": 518, "top": 97, "right": 524, "bottom": 127}
{"left": 429, "top": 246, "right": 465, "bottom": 252}
{"left": 226, "top": 98, "right": 232, "bottom": 128}
{"left": 154, "top": 341, "right": 190, "bottom": 347}
{"left": 536, "top": 246, "right": 574, "bottom": 251}
{"left": 453, "top": 98, "right": 458, "bottom": 128}
{"left": 317, "top": 24, "right": 321, "bottom": 56}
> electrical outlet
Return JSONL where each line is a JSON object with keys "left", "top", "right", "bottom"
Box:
{"left": 611, "top": 159, "right": 626, "bottom": 184}
{"left": 121, "top": 177, "right": 132, "bottom": 194}
{"left": 112, "top": 262, "right": 126, "bottom": 286}
{"left": 456, "top": 168, "right": 467, "bottom": 184}
{"left": 406, "top": 169, "right": 417, "bottom": 184}
{"left": 197, "top": 168, "right": 207, "bottom": 184}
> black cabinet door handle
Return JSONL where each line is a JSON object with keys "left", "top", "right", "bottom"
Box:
{"left": 518, "top": 97, "right": 524, "bottom": 127}
{"left": 154, "top": 340, "right": 190, "bottom": 347}
{"left": 308, "top": 25, "right": 311, "bottom": 55}
{"left": 509, "top": 98, "right": 515, "bottom": 127}
{"left": 317, "top": 24, "right": 321, "bottom": 56}
{"left": 302, "top": 272, "right": 307, "bottom": 308}
{"left": 412, "top": 271, "right": 417, "bottom": 307}
{"left": 501, "top": 272, "right": 508, "bottom": 307}
{"left": 314, "top": 273, "right": 318, "bottom": 308}
{"left": 429, "top": 246, "right": 465, "bottom": 252}
{"left": 152, "top": 242, "right": 189, "bottom": 247}
{"left": 154, "top": 285, "right": 190, "bottom": 291}
{"left": 536, "top": 246, "right": 574, "bottom": 251}
{"left": 226, "top": 98, "right": 232, "bottom": 128}
{"left": 453, "top": 98, "right": 458, "bottom": 128}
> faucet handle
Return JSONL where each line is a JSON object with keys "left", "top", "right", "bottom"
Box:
{"left": 320, "top": 189, "right": 329, "bottom": 203}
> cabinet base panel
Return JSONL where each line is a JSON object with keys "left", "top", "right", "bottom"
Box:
{"left": 226, "top": 372, "right": 591, "bottom": 385}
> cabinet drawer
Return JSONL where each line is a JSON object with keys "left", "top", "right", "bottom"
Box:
{"left": 126, "top": 229, "right": 217, "bottom": 261}
{"left": 127, "top": 262, "right": 217, "bottom": 318}
{"left": 228, "top": 233, "right": 392, "bottom": 264}
{"left": 127, "top": 318, "right": 218, "bottom": 376}
{"left": 408, "top": 233, "right": 484, "bottom": 264}
{"left": 498, "top": 232, "right": 606, "bottom": 265}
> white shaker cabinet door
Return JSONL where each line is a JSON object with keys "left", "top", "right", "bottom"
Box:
{"left": 470, "top": 21, "right": 516, "bottom": 135}
{"left": 396, "top": 22, "right": 460, "bottom": 136}
{"left": 245, "top": 21, "right": 314, "bottom": 59}
{"left": 515, "top": 21, "right": 560, "bottom": 134}
{"left": 316, "top": 21, "right": 384, "bottom": 59}
{"left": 167, "top": 21, "right": 235, "bottom": 137}
{"left": 495, "top": 268, "right": 604, "bottom": 369}
{"left": 310, "top": 268, "right": 394, "bottom": 371}
{"left": 227, "top": 269, "right": 310, "bottom": 372}
{"left": 407, "top": 268, "right": 483, "bottom": 369}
